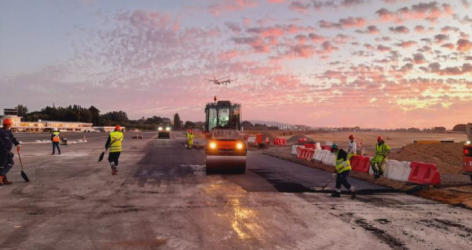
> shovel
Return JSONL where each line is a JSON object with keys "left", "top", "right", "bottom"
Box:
{"left": 17, "top": 147, "right": 30, "bottom": 182}
{"left": 98, "top": 138, "right": 119, "bottom": 162}
{"left": 98, "top": 148, "right": 107, "bottom": 162}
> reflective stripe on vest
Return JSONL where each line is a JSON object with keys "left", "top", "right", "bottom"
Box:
{"left": 109, "top": 131, "right": 124, "bottom": 153}
{"left": 375, "top": 144, "right": 389, "bottom": 156}
{"left": 53, "top": 132, "right": 61, "bottom": 143}
{"left": 335, "top": 151, "right": 351, "bottom": 173}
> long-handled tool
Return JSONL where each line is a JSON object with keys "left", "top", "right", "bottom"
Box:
{"left": 98, "top": 148, "right": 107, "bottom": 162}
{"left": 17, "top": 147, "right": 30, "bottom": 182}
{"left": 98, "top": 137, "right": 119, "bottom": 162}
{"left": 314, "top": 173, "right": 336, "bottom": 191}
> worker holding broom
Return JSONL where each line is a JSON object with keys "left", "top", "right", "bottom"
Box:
{"left": 371, "top": 136, "right": 391, "bottom": 179}
{"left": 0, "top": 118, "right": 21, "bottom": 185}
{"left": 105, "top": 125, "right": 124, "bottom": 175}
{"left": 330, "top": 144, "right": 356, "bottom": 199}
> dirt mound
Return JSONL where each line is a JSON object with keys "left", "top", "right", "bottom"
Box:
{"left": 388, "top": 143, "right": 463, "bottom": 174}
{"left": 287, "top": 135, "right": 316, "bottom": 144}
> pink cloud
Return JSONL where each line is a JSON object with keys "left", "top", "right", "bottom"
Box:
{"left": 376, "top": 2, "right": 454, "bottom": 23}
{"left": 414, "top": 25, "right": 425, "bottom": 32}
{"left": 289, "top": 1, "right": 311, "bottom": 13}
{"left": 209, "top": 0, "right": 257, "bottom": 16}
{"left": 389, "top": 25, "right": 409, "bottom": 33}
{"left": 457, "top": 39, "right": 472, "bottom": 52}
{"left": 377, "top": 45, "right": 392, "bottom": 52}
{"left": 395, "top": 40, "right": 417, "bottom": 48}
{"left": 413, "top": 53, "right": 427, "bottom": 64}
{"left": 357, "top": 25, "right": 380, "bottom": 34}
{"left": 440, "top": 43, "right": 455, "bottom": 50}
{"left": 319, "top": 17, "right": 367, "bottom": 29}
{"left": 268, "top": 0, "right": 285, "bottom": 3}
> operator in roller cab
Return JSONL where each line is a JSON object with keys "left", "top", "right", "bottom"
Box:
{"left": 205, "top": 100, "right": 247, "bottom": 174}
{"left": 0, "top": 118, "right": 21, "bottom": 185}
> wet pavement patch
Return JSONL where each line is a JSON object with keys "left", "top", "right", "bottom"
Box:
{"left": 375, "top": 218, "right": 391, "bottom": 225}
{"left": 102, "top": 238, "right": 168, "bottom": 248}
{"left": 355, "top": 219, "right": 408, "bottom": 250}
{"left": 27, "top": 209, "right": 46, "bottom": 216}
{"left": 251, "top": 169, "right": 312, "bottom": 193}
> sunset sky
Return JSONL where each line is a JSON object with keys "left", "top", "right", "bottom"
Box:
{"left": 1, "top": 0, "right": 471, "bottom": 129}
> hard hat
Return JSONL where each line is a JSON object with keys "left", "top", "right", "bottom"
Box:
{"left": 53, "top": 128, "right": 58, "bottom": 131}
{"left": 2, "top": 118, "right": 12, "bottom": 125}
{"left": 115, "top": 125, "right": 121, "bottom": 131}
{"left": 331, "top": 144, "right": 339, "bottom": 149}
{"left": 349, "top": 135, "right": 354, "bottom": 140}
{"left": 377, "top": 136, "right": 383, "bottom": 142}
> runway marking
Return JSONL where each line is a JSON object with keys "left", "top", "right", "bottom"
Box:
{"left": 181, "top": 165, "right": 206, "bottom": 175}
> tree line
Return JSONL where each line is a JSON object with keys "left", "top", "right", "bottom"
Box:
{"left": 14, "top": 104, "right": 185, "bottom": 131}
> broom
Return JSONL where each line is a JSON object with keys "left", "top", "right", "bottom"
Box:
{"left": 17, "top": 147, "right": 30, "bottom": 182}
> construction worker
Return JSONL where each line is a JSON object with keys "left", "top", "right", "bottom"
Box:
{"left": 105, "top": 125, "right": 124, "bottom": 175}
{"left": 0, "top": 118, "right": 21, "bottom": 185}
{"left": 371, "top": 136, "right": 391, "bottom": 179}
{"left": 187, "top": 129, "right": 194, "bottom": 149}
{"left": 331, "top": 144, "right": 356, "bottom": 198}
{"left": 347, "top": 134, "right": 357, "bottom": 155}
{"left": 51, "top": 128, "right": 61, "bottom": 155}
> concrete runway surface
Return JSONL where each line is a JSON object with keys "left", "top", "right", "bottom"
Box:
{"left": 1, "top": 132, "right": 471, "bottom": 250}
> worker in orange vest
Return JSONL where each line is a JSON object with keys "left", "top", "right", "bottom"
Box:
{"left": 51, "top": 128, "right": 61, "bottom": 155}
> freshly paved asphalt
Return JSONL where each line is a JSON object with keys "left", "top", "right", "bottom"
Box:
{"left": 1, "top": 132, "right": 471, "bottom": 249}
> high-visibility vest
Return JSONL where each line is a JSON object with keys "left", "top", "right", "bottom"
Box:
{"left": 109, "top": 131, "right": 124, "bottom": 153}
{"left": 335, "top": 151, "right": 351, "bottom": 173}
{"left": 375, "top": 143, "right": 391, "bottom": 156}
{"left": 52, "top": 131, "right": 61, "bottom": 143}
{"left": 187, "top": 133, "right": 194, "bottom": 141}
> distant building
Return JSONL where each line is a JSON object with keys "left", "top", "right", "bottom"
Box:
{"left": 3, "top": 108, "right": 18, "bottom": 116}
{"left": 1, "top": 110, "right": 93, "bottom": 132}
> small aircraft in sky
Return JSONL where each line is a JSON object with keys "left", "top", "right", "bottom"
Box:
{"left": 209, "top": 75, "right": 237, "bottom": 85}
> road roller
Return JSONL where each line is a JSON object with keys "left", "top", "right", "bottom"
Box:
{"left": 158, "top": 126, "right": 171, "bottom": 139}
{"left": 205, "top": 100, "right": 247, "bottom": 174}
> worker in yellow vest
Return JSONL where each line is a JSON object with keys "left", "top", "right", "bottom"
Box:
{"left": 187, "top": 129, "right": 194, "bottom": 149}
{"left": 371, "top": 136, "right": 391, "bottom": 179}
{"left": 331, "top": 144, "right": 356, "bottom": 199}
{"left": 105, "top": 125, "right": 124, "bottom": 175}
{"left": 51, "top": 128, "right": 61, "bottom": 155}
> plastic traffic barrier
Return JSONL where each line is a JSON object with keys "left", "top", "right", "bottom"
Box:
{"left": 303, "top": 144, "right": 316, "bottom": 149}
{"left": 273, "top": 138, "right": 287, "bottom": 146}
{"left": 298, "top": 138, "right": 308, "bottom": 143}
{"left": 385, "top": 160, "right": 411, "bottom": 182}
{"left": 408, "top": 162, "right": 441, "bottom": 185}
{"left": 296, "top": 146, "right": 306, "bottom": 159}
{"left": 350, "top": 155, "right": 371, "bottom": 174}
{"left": 321, "top": 145, "right": 332, "bottom": 151}
{"left": 256, "top": 134, "right": 263, "bottom": 144}
{"left": 313, "top": 149, "right": 323, "bottom": 161}
{"left": 307, "top": 149, "right": 315, "bottom": 161}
